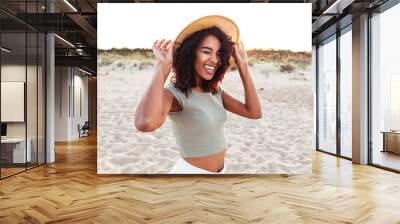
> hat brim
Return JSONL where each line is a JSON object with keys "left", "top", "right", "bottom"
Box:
{"left": 173, "top": 15, "right": 240, "bottom": 55}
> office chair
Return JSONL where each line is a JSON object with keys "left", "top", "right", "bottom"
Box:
{"left": 79, "top": 121, "right": 90, "bottom": 138}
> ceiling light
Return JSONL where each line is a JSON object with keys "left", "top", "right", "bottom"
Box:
{"left": 76, "top": 49, "right": 85, "bottom": 55}
{"left": 323, "top": 0, "right": 355, "bottom": 15}
{"left": 54, "top": 34, "right": 75, "bottom": 48}
{"left": 63, "top": 0, "right": 78, "bottom": 12}
{"left": 1, "top": 47, "right": 11, "bottom": 53}
{"left": 78, "top": 67, "right": 93, "bottom": 76}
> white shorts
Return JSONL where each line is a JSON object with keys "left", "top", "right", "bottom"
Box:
{"left": 169, "top": 157, "right": 226, "bottom": 174}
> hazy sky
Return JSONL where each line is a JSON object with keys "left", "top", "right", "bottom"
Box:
{"left": 98, "top": 3, "right": 311, "bottom": 52}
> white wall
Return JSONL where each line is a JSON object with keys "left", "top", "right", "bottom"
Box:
{"left": 55, "top": 66, "right": 70, "bottom": 141}
{"left": 1, "top": 63, "right": 46, "bottom": 164}
{"left": 70, "top": 72, "right": 89, "bottom": 139}
{"left": 55, "top": 67, "right": 89, "bottom": 141}
{"left": 75, "top": 71, "right": 89, "bottom": 138}
{"left": 1, "top": 65, "right": 37, "bottom": 138}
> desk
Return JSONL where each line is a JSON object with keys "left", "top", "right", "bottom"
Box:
{"left": 381, "top": 131, "right": 400, "bottom": 154}
{"left": 1, "top": 138, "right": 31, "bottom": 163}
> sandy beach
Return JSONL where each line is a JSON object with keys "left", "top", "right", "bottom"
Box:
{"left": 97, "top": 54, "right": 313, "bottom": 174}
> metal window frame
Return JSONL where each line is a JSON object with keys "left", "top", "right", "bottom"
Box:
{"left": 316, "top": 0, "right": 400, "bottom": 173}
{"left": 368, "top": 0, "right": 400, "bottom": 173}
{"left": 315, "top": 21, "right": 353, "bottom": 162}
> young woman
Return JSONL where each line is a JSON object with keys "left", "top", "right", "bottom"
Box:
{"left": 135, "top": 15, "right": 261, "bottom": 174}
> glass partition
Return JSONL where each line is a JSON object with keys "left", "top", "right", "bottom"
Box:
{"left": 339, "top": 27, "right": 352, "bottom": 158}
{"left": 317, "top": 35, "right": 337, "bottom": 154}
{"left": 27, "top": 31, "right": 38, "bottom": 169}
{"left": 0, "top": 1, "right": 46, "bottom": 179}
{"left": 26, "top": 0, "right": 43, "bottom": 169}
{"left": 38, "top": 32, "right": 45, "bottom": 165}
{"left": 371, "top": 3, "right": 400, "bottom": 171}
{"left": 1, "top": 31, "right": 28, "bottom": 177}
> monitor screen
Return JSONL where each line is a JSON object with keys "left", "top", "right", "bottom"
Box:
{"left": 1, "top": 123, "right": 7, "bottom": 137}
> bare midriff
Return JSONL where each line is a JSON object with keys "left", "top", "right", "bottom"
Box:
{"left": 183, "top": 148, "right": 227, "bottom": 173}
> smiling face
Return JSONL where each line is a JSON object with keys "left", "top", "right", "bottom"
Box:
{"left": 173, "top": 27, "right": 234, "bottom": 96}
{"left": 194, "top": 35, "right": 222, "bottom": 84}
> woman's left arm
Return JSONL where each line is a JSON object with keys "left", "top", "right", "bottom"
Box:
{"left": 222, "top": 41, "right": 262, "bottom": 119}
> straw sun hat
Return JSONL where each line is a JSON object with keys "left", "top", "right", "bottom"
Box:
{"left": 173, "top": 15, "right": 240, "bottom": 54}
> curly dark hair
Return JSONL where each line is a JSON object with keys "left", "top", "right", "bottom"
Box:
{"left": 172, "top": 26, "right": 234, "bottom": 96}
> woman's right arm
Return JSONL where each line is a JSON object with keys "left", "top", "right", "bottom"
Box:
{"left": 134, "top": 39, "right": 175, "bottom": 132}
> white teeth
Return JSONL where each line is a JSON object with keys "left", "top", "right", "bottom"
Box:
{"left": 204, "top": 65, "right": 215, "bottom": 71}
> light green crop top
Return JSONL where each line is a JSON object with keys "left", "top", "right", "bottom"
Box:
{"left": 165, "top": 83, "right": 227, "bottom": 158}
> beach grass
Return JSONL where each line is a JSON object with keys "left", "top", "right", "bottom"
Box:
{"left": 98, "top": 48, "right": 311, "bottom": 72}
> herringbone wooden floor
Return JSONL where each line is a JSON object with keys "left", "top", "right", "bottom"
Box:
{"left": 1, "top": 134, "right": 400, "bottom": 224}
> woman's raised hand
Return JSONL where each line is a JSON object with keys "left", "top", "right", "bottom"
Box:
{"left": 152, "top": 39, "right": 174, "bottom": 67}
{"left": 233, "top": 41, "right": 249, "bottom": 70}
